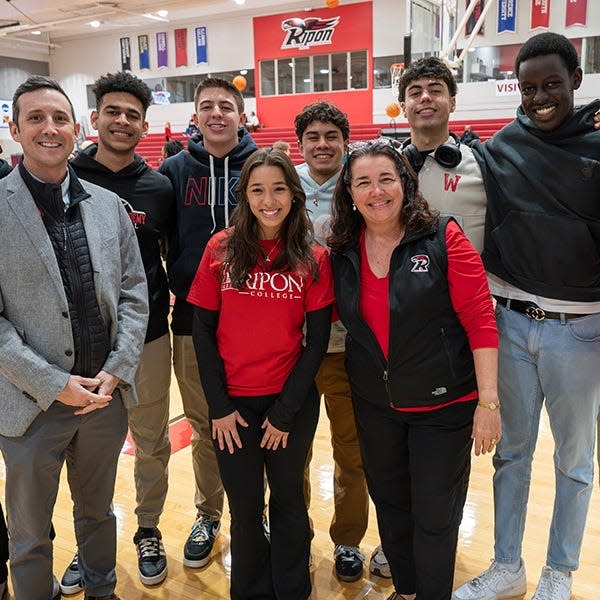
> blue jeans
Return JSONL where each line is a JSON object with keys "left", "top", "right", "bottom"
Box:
{"left": 492, "top": 303, "right": 600, "bottom": 572}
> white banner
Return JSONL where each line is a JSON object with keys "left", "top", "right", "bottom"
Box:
{"left": 495, "top": 79, "right": 519, "bottom": 96}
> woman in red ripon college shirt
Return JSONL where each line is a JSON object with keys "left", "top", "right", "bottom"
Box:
{"left": 188, "top": 148, "right": 334, "bottom": 600}
{"left": 328, "top": 140, "right": 501, "bottom": 600}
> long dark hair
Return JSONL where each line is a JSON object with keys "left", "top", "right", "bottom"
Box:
{"left": 328, "top": 140, "right": 438, "bottom": 253}
{"left": 220, "top": 148, "right": 318, "bottom": 289}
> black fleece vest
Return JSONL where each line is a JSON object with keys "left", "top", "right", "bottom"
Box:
{"left": 20, "top": 163, "right": 110, "bottom": 378}
{"left": 334, "top": 218, "right": 476, "bottom": 410}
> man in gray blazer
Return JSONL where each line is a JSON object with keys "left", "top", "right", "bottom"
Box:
{"left": 0, "top": 76, "right": 148, "bottom": 600}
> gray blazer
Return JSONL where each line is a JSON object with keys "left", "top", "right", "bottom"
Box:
{"left": 0, "top": 167, "right": 149, "bottom": 436}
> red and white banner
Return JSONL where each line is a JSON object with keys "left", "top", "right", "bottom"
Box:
{"left": 565, "top": 0, "right": 587, "bottom": 27}
{"left": 530, "top": 0, "right": 551, "bottom": 30}
{"left": 175, "top": 28, "right": 187, "bottom": 67}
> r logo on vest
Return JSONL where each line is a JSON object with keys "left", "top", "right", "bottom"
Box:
{"left": 410, "top": 254, "right": 430, "bottom": 273}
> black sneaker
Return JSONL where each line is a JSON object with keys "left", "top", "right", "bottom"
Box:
{"left": 133, "top": 527, "right": 167, "bottom": 585}
{"left": 60, "top": 552, "right": 82, "bottom": 594}
{"left": 334, "top": 544, "right": 364, "bottom": 582}
{"left": 183, "top": 516, "right": 220, "bottom": 568}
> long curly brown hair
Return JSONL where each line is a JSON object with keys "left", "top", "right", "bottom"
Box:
{"left": 328, "top": 140, "right": 438, "bottom": 253}
{"left": 218, "top": 148, "right": 319, "bottom": 289}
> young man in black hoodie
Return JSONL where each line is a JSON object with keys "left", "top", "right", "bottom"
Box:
{"left": 453, "top": 33, "right": 600, "bottom": 600}
{"left": 63, "top": 72, "right": 175, "bottom": 590}
{"left": 158, "top": 77, "right": 257, "bottom": 569}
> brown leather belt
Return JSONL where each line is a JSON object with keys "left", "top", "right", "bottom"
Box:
{"left": 494, "top": 296, "right": 591, "bottom": 321}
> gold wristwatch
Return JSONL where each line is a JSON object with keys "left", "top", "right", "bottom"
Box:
{"left": 478, "top": 400, "right": 500, "bottom": 410}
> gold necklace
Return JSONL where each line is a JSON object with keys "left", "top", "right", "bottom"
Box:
{"left": 262, "top": 238, "right": 282, "bottom": 263}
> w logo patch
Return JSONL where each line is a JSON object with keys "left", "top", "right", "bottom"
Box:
{"left": 410, "top": 254, "right": 430, "bottom": 273}
{"left": 443, "top": 173, "right": 461, "bottom": 192}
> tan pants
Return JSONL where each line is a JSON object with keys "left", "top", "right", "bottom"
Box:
{"left": 305, "top": 352, "right": 369, "bottom": 547}
{"left": 173, "top": 334, "right": 224, "bottom": 520}
{"left": 127, "top": 333, "right": 172, "bottom": 528}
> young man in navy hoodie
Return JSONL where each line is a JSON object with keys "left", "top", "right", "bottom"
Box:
{"left": 159, "top": 78, "right": 257, "bottom": 569}
{"left": 62, "top": 71, "right": 175, "bottom": 590}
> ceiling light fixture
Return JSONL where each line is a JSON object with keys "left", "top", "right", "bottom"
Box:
{"left": 157, "top": 10, "right": 168, "bottom": 18}
{"left": 233, "top": 0, "right": 246, "bottom": 5}
{"left": 142, "top": 12, "right": 169, "bottom": 22}
{"left": 31, "top": 30, "right": 42, "bottom": 35}
{"left": 89, "top": 20, "right": 101, "bottom": 28}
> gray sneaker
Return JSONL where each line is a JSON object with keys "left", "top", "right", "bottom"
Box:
{"left": 60, "top": 553, "right": 82, "bottom": 595}
{"left": 183, "top": 516, "right": 221, "bottom": 568}
{"left": 369, "top": 545, "right": 391, "bottom": 578}
{"left": 531, "top": 566, "right": 571, "bottom": 600}
{"left": 452, "top": 559, "right": 527, "bottom": 600}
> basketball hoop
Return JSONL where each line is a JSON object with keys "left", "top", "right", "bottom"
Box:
{"left": 390, "top": 62, "right": 404, "bottom": 99}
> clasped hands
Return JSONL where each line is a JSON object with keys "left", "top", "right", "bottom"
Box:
{"left": 56, "top": 370, "right": 120, "bottom": 415}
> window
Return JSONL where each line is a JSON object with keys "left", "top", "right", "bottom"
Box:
{"left": 313, "top": 55, "right": 329, "bottom": 92}
{"left": 332, "top": 53, "right": 348, "bottom": 91}
{"left": 295, "top": 57, "right": 311, "bottom": 94}
{"left": 258, "top": 50, "right": 368, "bottom": 96}
{"left": 374, "top": 55, "right": 404, "bottom": 89}
{"left": 350, "top": 51, "right": 367, "bottom": 89}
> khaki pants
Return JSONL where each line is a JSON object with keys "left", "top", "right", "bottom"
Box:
{"left": 305, "top": 352, "right": 369, "bottom": 547}
{"left": 127, "top": 333, "right": 172, "bottom": 528}
{"left": 173, "top": 334, "right": 224, "bottom": 520}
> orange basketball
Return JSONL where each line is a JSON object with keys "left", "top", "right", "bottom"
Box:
{"left": 232, "top": 75, "right": 247, "bottom": 92}
{"left": 326, "top": 0, "right": 340, "bottom": 8}
{"left": 385, "top": 102, "right": 402, "bottom": 118}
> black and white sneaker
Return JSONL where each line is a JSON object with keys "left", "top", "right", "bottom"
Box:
{"left": 133, "top": 527, "right": 168, "bottom": 585}
{"left": 60, "top": 553, "right": 82, "bottom": 595}
{"left": 183, "top": 516, "right": 220, "bottom": 568}
{"left": 334, "top": 544, "right": 365, "bottom": 582}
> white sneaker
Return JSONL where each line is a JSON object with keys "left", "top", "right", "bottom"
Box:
{"left": 531, "top": 566, "right": 571, "bottom": 600}
{"left": 452, "top": 559, "right": 527, "bottom": 600}
{"left": 369, "top": 545, "right": 391, "bottom": 578}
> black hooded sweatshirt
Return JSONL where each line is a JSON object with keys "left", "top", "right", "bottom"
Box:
{"left": 473, "top": 100, "right": 600, "bottom": 302}
{"left": 159, "top": 128, "right": 257, "bottom": 335}
{"left": 71, "top": 145, "right": 175, "bottom": 343}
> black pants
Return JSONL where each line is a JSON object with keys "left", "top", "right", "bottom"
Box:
{"left": 215, "top": 387, "right": 319, "bottom": 600}
{"left": 353, "top": 396, "right": 475, "bottom": 600}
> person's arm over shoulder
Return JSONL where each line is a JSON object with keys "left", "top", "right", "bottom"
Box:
{"left": 267, "top": 247, "right": 334, "bottom": 430}
{"left": 101, "top": 197, "right": 149, "bottom": 388}
{"left": 445, "top": 220, "right": 498, "bottom": 350}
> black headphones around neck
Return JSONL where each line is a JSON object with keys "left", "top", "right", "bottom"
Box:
{"left": 401, "top": 132, "right": 462, "bottom": 171}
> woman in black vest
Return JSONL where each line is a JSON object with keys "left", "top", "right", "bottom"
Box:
{"left": 328, "top": 139, "right": 500, "bottom": 600}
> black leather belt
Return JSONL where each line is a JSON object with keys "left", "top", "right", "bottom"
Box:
{"left": 494, "top": 296, "right": 590, "bottom": 321}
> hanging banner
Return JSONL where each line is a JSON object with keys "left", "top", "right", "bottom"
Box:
{"left": 465, "top": 0, "right": 485, "bottom": 36}
{"left": 531, "top": 0, "right": 551, "bottom": 30}
{"left": 565, "top": 0, "right": 587, "bottom": 27}
{"left": 195, "top": 26, "right": 208, "bottom": 64}
{"left": 120, "top": 37, "right": 131, "bottom": 71}
{"left": 156, "top": 31, "right": 168, "bottom": 68}
{"left": 138, "top": 35, "right": 150, "bottom": 69}
{"left": 497, "top": 0, "right": 517, "bottom": 33}
{"left": 175, "top": 28, "right": 188, "bottom": 67}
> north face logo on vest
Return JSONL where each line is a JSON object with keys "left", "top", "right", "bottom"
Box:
{"left": 410, "top": 255, "right": 430, "bottom": 273}
{"left": 281, "top": 17, "right": 340, "bottom": 50}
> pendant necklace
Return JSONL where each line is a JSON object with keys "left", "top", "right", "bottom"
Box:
{"left": 263, "top": 238, "right": 282, "bottom": 263}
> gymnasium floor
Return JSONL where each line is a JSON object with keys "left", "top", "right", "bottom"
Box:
{"left": 2, "top": 377, "right": 599, "bottom": 599}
